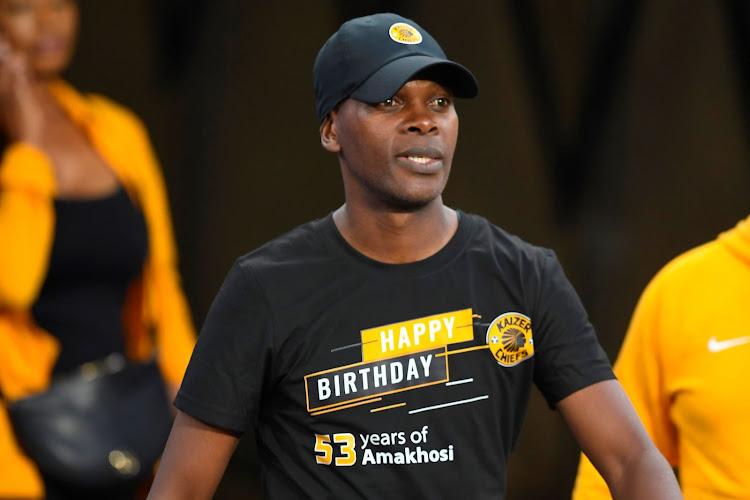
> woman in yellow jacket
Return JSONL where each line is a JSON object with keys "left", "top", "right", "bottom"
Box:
{"left": 0, "top": 0, "right": 196, "bottom": 497}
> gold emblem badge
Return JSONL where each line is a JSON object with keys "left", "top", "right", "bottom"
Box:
{"left": 486, "top": 312, "right": 534, "bottom": 367}
{"left": 389, "top": 22, "right": 423, "bottom": 45}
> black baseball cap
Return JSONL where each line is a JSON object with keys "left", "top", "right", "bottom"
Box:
{"left": 313, "top": 13, "right": 479, "bottom": 122}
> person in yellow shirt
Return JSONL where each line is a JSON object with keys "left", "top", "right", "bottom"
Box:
{"left": 0, "top": 0, "right": 196, "bottom": 498}
{"left": 572, "top": 215, "right": 750, "bottom": 499}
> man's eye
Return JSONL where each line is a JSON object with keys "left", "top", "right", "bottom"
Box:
{"left": 433, "top": 97, "right": 451, "bottom": 107}
{"left": 381, "top": 99, "right": 397, "bottom": 107}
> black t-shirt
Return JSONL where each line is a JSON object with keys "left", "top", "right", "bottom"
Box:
{"left": 175, "top": 211, "right": 614, "bottom": 499}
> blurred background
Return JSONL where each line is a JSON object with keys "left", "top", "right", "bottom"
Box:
{"left": 65, "top": 0, "right": 749, "bottom": 497}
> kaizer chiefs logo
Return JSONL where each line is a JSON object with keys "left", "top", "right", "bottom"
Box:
{"left": 486, "top": 312, "right": 534, "bottom": 367}
{"left": 389, "top": 22, "right": 423, "bottom": 45}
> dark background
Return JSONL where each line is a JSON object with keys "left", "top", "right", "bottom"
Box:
{"left": 65, "top": 1, "right": 750, "bottom": 498}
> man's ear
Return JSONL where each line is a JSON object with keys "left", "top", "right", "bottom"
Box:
{"left": 320, "top": 112, "right": 341, "bottom": 153}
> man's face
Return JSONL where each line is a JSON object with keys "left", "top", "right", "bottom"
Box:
{"left": 327, "top": 79, "right": 459, "bottom": 211}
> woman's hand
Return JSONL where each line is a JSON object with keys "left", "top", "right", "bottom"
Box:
{"left": 0, "top": 34, "right": 45, "bottom": 145}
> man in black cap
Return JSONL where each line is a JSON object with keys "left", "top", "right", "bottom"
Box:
{"left": 148, "top": 13, "right": 681, "bottom": 499}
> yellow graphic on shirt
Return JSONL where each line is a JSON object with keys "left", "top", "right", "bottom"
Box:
{"left": 486, "top": 312, "right": 534, "bottom": 366}
{"left": 305, "top": 309, "right": 476, "bottom": 413}
{"left": 305, "top": 346, "right": 449, "bottom": 413}
{"left": 361, "top": 308, "right": 475, "bottom": 362}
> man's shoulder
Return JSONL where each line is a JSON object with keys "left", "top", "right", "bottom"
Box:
{"left": 461, "top": 211, "right": 554, "bottom": 262}
{"left": 235, "top": 215, "right": 334, "bottom": 272}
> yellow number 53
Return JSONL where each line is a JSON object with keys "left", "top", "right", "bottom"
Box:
{"left": 314, "top": 433, "right": 356, "bottom": 466}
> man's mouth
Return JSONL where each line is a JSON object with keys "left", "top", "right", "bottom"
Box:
{"left": 405, "top": 156, "right": 436, "bottom": 164}
{"left": 396, "top": 149, "right": 444, "bottom": 173}
{"left": 397, "top": 147, "right": 443, "bottom": 166}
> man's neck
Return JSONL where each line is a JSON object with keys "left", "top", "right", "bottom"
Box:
{"left": 332, "top": 200, "right": 458, "bottom": 264}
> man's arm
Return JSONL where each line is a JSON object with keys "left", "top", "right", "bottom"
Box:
{"left": 558, "top": 379, "right": 681, "bottom": 500}
{"left": 572, "top": 275, "right": 678, "bottom": 500}
{"left": 147, "top": 411, "right": 240, "bottom": 500}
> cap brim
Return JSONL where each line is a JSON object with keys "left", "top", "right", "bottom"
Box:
{"left": 350, "top": 55, "right": 479, "bottom": 103}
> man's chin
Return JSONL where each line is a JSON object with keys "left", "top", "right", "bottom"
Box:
{"left": 382, "top": 192, "right": 443, "bottom": 213}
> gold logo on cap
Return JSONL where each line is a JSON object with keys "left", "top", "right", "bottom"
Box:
{"left": 389, "top": 22, "right": 423, "bottom": 45}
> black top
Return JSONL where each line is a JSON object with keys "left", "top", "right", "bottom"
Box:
{"left": 32, "top": 186, "right": 148, "bottom": 374}
{"left": 175, "top": 211, "right": 614, "bottom": 499}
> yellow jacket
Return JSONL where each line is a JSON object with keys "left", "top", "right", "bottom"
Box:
{"left": 572, "top": 215, "right": 750, "bottom": 500}
{"left": 0, "top": 80, "right": 196, "bottom": 498}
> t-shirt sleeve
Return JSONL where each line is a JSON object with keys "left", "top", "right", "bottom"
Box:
{"left": 532, "top": 250, "right": 615, "bottom": 407}
{"left": 174, "top": 260, "right": 274, "bottom": 434}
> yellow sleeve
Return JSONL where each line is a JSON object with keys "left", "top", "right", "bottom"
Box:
{"left": 0, "top": 143, "right": 57, "bottom": 310}
{"left": 572, "top": 273, "right": 678, "bottom": 499}
{"left": 103, "top": 101, "right": 196, "bottom": 385}
{"left": 0, "top": 404, "right": 44, "bottom": 499}
{"left": 0, "top": 144, "right": 57, "bottom": 497}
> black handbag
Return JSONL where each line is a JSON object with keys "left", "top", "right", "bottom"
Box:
{"left": 6, "top": 354, "right": 174, "bottom": 489}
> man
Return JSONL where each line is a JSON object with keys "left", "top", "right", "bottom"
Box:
{"left": 148, "top": 13, "right": 681, "bottom": 499}
{"left": 572, "top": 215, "right": 750, "bottom": 499}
